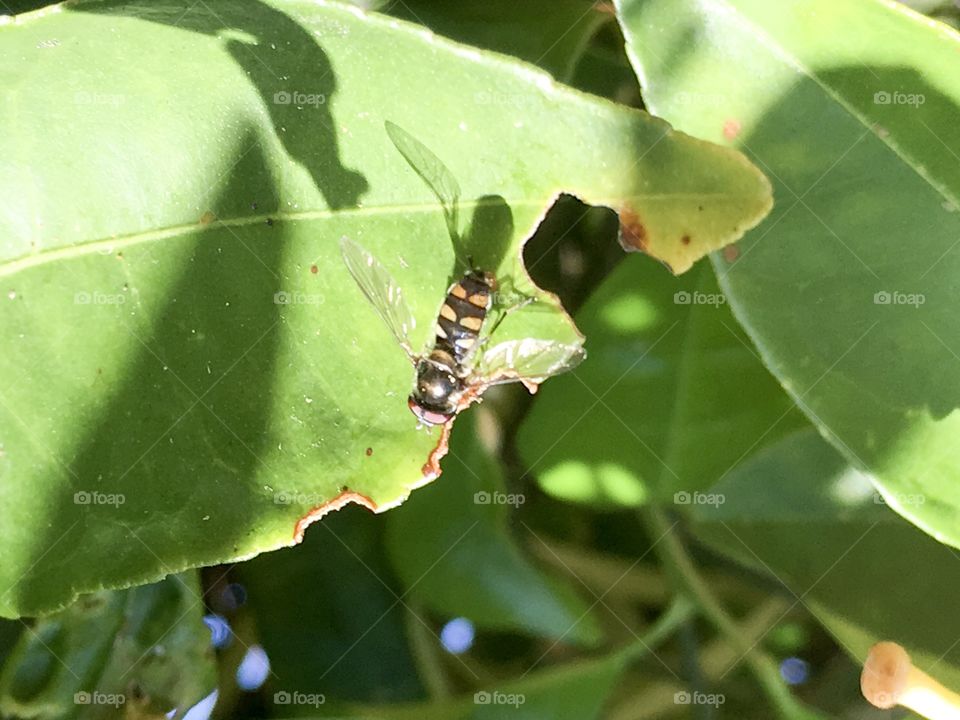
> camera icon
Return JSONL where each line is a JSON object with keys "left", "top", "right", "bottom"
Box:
{"left": 274, "top": 691, "right": 291, "bottom": 705}
{"left": 474, "top": 691, "right": 492, "bottom": 705}
{"left": 74, "top": 291, "right": 91, "bottom": 305}
{"left": 673, "top": 291, "right": 691, "bottom": 305}
{"left": 673, "top": 491, "right": 691, "bottom": 505}
{"left": 873, "top": 291, "right": 891, "bottom": 305}
{"left": 473, "top": 491, "right": 491, "bottom": 505}
{"left": 74, "top": 491, "right": 91, "bottom": 505}
{"left": 274, "top": 291, "right": 291, "bottom": 305}
{"left": 74, "top": 691, "right": 91, "bottom": 705}
{"left": 273, "top": 90, "right": 292, "bottom": 105}
{"left": 674, "top": 691, "right": 691, "bottom": 705}
{"left": 874, "top": 90, "right": 891, "bottom": 105}
{"left": 274, "top": 491, "right": 292, "bottom": 505}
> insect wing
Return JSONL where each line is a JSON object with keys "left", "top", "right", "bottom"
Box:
{"left": 339, "top": 236, "right": 418, "bottom": 361}
{"left": 479, "top": 338, "right": 586, "bottom": 387}
{"left": 385, "top": 120, "right": 461, "bottom": 241}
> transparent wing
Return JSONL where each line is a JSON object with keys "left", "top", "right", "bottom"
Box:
{"left": 385, "top": 120, "right": 460, "bottom": 241}
{"left": 478, "top": 338, "right": 586, "bottom": 388}
{"left": 339, "top": 236, "right": 418, "bottom": 361}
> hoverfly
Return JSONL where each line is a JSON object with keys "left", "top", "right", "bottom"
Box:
{"left": 339, "top": 121, "right": 585, "bottom": 426}
{"left": 340, "top": 236, "right": 585, "bottom": 426}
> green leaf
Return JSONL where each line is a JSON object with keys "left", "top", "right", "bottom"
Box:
{"left": 0, "top": 0, "right": 770, "bottom": 617}
{"left": 385, "top": 412, "right": 602, "bottom": 644}
{"left": 518, "top": 254, "right": 803, "bottom": 507}
{"left": 690, "top": 429, "right": 960, "bottom": 692}
{"left": 0, "top": 574, "right": 214, "bottom": 719}
{"left": 615, "top": 0, "right": 960, "bottom": 546}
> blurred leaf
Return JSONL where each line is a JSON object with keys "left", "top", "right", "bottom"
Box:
{"left": 0, "top": 0, "right": 771, "bottom": 617}
{"left": 277, "top": 638, "right": 653, "bottom": 720}
{"left": 235, "top": 509, "right": 423, "bottom": 711}
{"left": 0, "top": 574, "right": 213, "bottom": 719}
{"left": 385, "top": 412, "right": 602, "bottom": 645}
{"left": 690, "top": 428, "right": 960, "bottom": 693}
{"left": 518, "top": 254, "right": 803, "bottom": 507}
{"left": 616, "top": 0, "right": 960, "bottom": 547}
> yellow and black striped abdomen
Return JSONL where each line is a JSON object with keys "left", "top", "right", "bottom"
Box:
{"left": 432, "top": 270, "right": 496, "bottom": 369}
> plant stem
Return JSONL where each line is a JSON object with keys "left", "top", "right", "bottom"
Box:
{"left": 642, "top": 507, "right": 825, "bottom": 720}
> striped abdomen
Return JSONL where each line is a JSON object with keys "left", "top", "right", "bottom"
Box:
{"left": 430, "top": 269, "right": 496, "bottom": 372}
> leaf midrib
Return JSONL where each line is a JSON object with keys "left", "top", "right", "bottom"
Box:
{"left": 0, "top": 192, "right": 748, "bottom": 278}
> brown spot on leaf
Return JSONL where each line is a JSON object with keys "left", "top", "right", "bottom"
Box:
{"left": 365, "top": 447, "right": 373, "bottom": 457}
{"left": 723, "top": 244, "right": 740, "bottom": 262}
{"left": 723, "top": 119, "right": 742, "bottom": 141}
{"left": 618, "top": 205, "right": 649, "bottom": 253}
{"left": 293, "top": 490, "right": 378, "bottom": 543}
{"left": 310, "top": 264, "right": 319, "bottom": 274}
{"left": 199, "top": 210, "right": 217, "bottom": 226}
{"left": 681, "top": 235, "right": 691, "bottom": 246}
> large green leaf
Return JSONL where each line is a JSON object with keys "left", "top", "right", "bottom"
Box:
{"left": 0, "top": 0, "right": 770, "bottom": 617}
{"left": 386, "top": 412, "right": 602, "bottom": 644}
{"left": 691, "top": 429, "right": 960, "bottom": 694}
{"left": 518, "top": 254, "right": 803, "bottom": 507}
{"left": 615, "top": 0, "right": 960, "bottom": 546}
{"left": 0, "top": 574, "right": 213, "bottom": 719}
